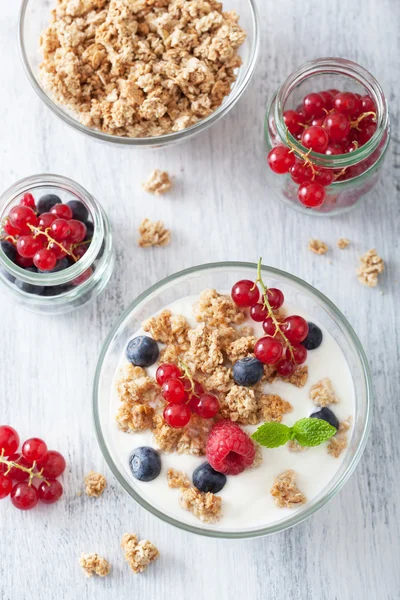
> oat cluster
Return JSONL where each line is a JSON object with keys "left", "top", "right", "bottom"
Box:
{"left": 138, "top": 218, "right": 171, "bottom": 247}
{"left": 142, "top": 170, "right": 173, "bottom": 195}
{"left": 270, "top": 469, "right": 307, "bottom": 508}
{"left": 337, "top": 237, "right": 350, "bottom": 249}
{"left": 309, "top": 377, "right": 339, "bottom": 407}
{"left": 167, "top": 468, "right": 222, "bottom": 523}
{"left": 79, "top": 553, "right": 111, "bottom": 578}
{"left": 121, "top": 533, "right": 159, "bottom": 574}
{"left": 357, "top": 249, "right": 384, "bottom": 287}
{"left": 84, "top": 471, "right": 107, "bottom": 497}
{"left": 308, "top": 239, "right": 329, "bottom": 255}
{"left": 40, "top": 0, "right": 246, "bottom": 138}
{"left": 327, "top": 417, "right": 351, "bottom": 458}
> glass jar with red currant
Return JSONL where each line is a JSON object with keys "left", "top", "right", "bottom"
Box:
{"left": 0, "top": 174, "right": 114, "bottom": 313}
{"left": 265, "top": 58, "right": 390, "bottom": 215}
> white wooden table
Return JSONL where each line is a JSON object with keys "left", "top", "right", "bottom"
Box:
{"left": 1, "top": 1, "right": 399, "bottom": 599}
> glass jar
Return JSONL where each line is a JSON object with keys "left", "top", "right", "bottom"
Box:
{"left": 264, "top": 58, "right": 390, "bottom": 216}
{"left": 0, "top": 174, "right": 114, "bottom": 314}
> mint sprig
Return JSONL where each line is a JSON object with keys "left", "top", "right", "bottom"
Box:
{"left": 251, "top": 418, "right": 336, "bottom": 448}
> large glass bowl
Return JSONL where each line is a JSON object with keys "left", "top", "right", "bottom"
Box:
{"left": 19, "top": 0, "right": 260, "bottom": 148}
{"left": 93, "top": 262, "right": 372, "bottom": 539}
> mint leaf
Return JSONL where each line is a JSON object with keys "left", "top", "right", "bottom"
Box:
{"left": 292, "top": 418, "right": 336, "bottom": 447}
{"left": 251, "top": 422, "right": 291, "bottom": 448}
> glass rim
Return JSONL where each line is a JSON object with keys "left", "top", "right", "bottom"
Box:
{"left": 274, "top": 57, "right": 389, "bottom": 169}
{"left": 18, "top": 0, "right": 261, "bottom": 147}
{"left": 92, "top": 261, "right": 373, "bottom": 539}
{"left": 0, "top": 174, "right": 104, "bottom": 286}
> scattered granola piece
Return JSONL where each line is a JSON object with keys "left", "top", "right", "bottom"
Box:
{"left": 84, "top": 471, "right": 107, "bottom": 498}
{"left": 193, "top": 289, "right": 246, "bottom": 327}
{"left": 220, "top": 385, "right": 258, "bottom": 425}
{"left": 152, "top": 413, "right": 213, "bottom": 456}
{"left": 270, "top": 470, "right": 307, "bottom": 508}
{"left": 357, "top": 249, "right": 384, "bottom": 287}
{"left": 258, "top": 394, "right": 292, "bottom": 422}
{"left": 308, "top": 239, "right": 329, "bottom": 255}
{"left": 337, "top": 237, "right": 350, "bottom": 249}
{"left": 117, "top": 363, "right": 160, "bottom": 405}
{"left": 327, "top": 417, "right": 351, "bottom": 458}
{"left": 224, "top": 336, "right": 257, "bottom": 363}
{"left": 179, "top": 486, "right": 222, "bottom": 523}
{"left": 142, "top": 170, "right": 172, "bottom": 195}
{"left": 288, "top": 440, "right": 309, "bottom": 453}
{"left": 138, "top": 218, "right": 171, "bottom": 248}
{"left": 309, "top": 378, "right": 339, "bottom": 407}
{"left": 143, "top": 310, "right": 190, "bottom": 346}
{"left": 79, "top": 553, "right": 110, "bottom": 578}
{"left": 278, "top": 365, "right": 308, "bottom": 387}
{"left": 167, "top": 468, "right": 191, "bottom": 490}
{"left": 116, "top": 401, "right": 155, "bottom": 433}
{"left": 121, "top": 534, "right": 159, "bottom": 574}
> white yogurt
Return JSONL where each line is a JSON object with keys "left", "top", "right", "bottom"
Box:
{"left": 108, "top": 294, "right": 354, "bottom": 532}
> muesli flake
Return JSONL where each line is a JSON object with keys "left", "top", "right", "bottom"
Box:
{"left": 270, "top": 469, "right": 307, "bottom": 508}
{"left": 121, "top": 534, "right": 159, "bottom": 574}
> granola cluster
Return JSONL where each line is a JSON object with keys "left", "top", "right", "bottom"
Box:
{"left": 308, "top": 239, "right": 328, "bottom": 255}
{"left": 142, "top": 170, "right": 173, "bottom": 195}
{"left": 167, "top": 468, "right": 222, "bottom": 523}
{"left": 116, "top": 364, "right": 160, "bottom": 432}
{"left": 84, "top": 471, "right": 107, "bottom": 497}
{"left": 327, "top": 417, "right": 351, "bottom": 458}
{"left": 337, "top": 237, "right": 350, "bottom": 249}
{"left": 40, "top": 0, "right": 246, "bottom": 138}
{"left": 309, "top": 377, "right": 339, "bottom": 407}
{"left": 138, "top": 218, "right": 171, "bottom": 247}
{"left": 121, "top": 533, "right": 159, "bottom": 574}
{"left": 270, "top": 469, "right": 307, "bottom": 508}
{"left": 79, "top": 553, "right": 111, "bottom": 578}
{"left": 357, "top": 248, "right": 385, "bottom": 287}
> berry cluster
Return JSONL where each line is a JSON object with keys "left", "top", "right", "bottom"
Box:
{"left": 231, "top": 260, "right": 310, "bottom": 378}
{"left": 1, "top": 192, "right": 94, "bottom": 294}
{"left": 0, "top": 425, "right": 65, "bottom": 510}
{"left": 156, "top": 362, "right": 219, "bottom": 428}
{"left": 268, "top": 90, "right": 377, "bottom": 209}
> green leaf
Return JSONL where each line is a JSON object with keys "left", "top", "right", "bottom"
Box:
{"left": 292, "top": 418, "right": 336, "bottom": 447}
{"left": 251, "top": 422, "right": 291, "bottom": 448}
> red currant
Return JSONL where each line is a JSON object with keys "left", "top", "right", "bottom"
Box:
{"left": 15, "top": 255, "right": 34, "bottom": 268}
{"left": 9, "top": 206, "right": 37, "bottom": 235}
{"left": 250, "top": 303, "right": 268, "bottom": 322}
{"left": 313, "top": 168, "right": 334, "bottom": 187}
{"left": 6, "top": 454, "right": 32, "bottom": 481}
{"left": 38, "top": 212, "right": 57, "bottom": 231}
{"left": 276, "top": 359, "right": 295, "bottom": 377}
{"left": 303, "top": 93, "right": 326, "bottom": 118}
{"left": 72, "top": 267, "right": 93, "bottom": 286}
{"left": 195, "top": 394, "right": 219, "bottom": 419}
{"left": 267, "top": 146, "right": 295, "bottom": 174}
{"left": 0, "top": 426, "right": 20, "bottom": 456}
{"left": 51, "top": 219, "right": 71, "bottom": 242}
{"left": 163, "top": 403, "right": 191, "bottom": 428}
{"left": 10, "top": 482, "right": 38, "bottom": 510}
{"left": 358, "top": 121, "right": 377, "bottom": 145}
{"left": 0, "top": 473, "right": 13, "bottom": 499}
{"left": 156, "top": 363, "right": 181, "bottom": 386}
{"left": 301, "top": 126, "right": 329, "bottom": 153}
{"left": 266, "top": 288, "right": 284, "bottom": 310}
{"left": 323, "top": 111, "right": 351, "bottom": 142}
{"left": 50, "top": 204, "right": 73, "bottom": 220}
{"left": 37, "top": 450, "right": 66, "bottom": 478}
{"left": 22, "top": 438, "right": 48, "bottom": 463}
{"left": 16, "top": 235, "right": 44, "bottom": 259}
{"left": 283, "top": 110, "right": 303, "bottom": 135}
{"left": 311, "top": 117, "right": 324, "bottom": 127}
{"left": 38, "top": 479, "right": 63, "bottom": 504}
{"left": 20, "top": 193, "right": 36, "bottom": 210}
{"left": 290, "top": 161, "right": 313, "bottom": 184}
{"left": 161, "top": 378, "right": 187, "bottom": 404}
{"left": 333, "top": 92, "right": 361, "bottom": 116}
{"left": 187, "top": 382, "right": 204, "bottom": 412}
{"left": 231, "top": 280, "right": 259, "bottom": 307}
{"left": 48, "top": 241, "right": 67, "bottom": 260}
{"left": 286, "top": 342, "right": 308, "bottom": 365}
{"left": 326, "top": 89, "right": 340, "bottom": 97}
{"left": 262, "top": 317, "right": 276, "bottom": 336}
{"left": 73, "top": 244, "right": 88, "bottom": 260}
{"left": 298, "top": 182, "right": 326, "bottom": 208}
{"left": 254, "top": 337, "right": 283, "bottom": 365}
{"left": 33, "top": 248, "right": 57, "bottom": 271}
{"left": 67, "top": 220, "right": 87, "bottom": 243}
{"left": 325, "top": 143, "right": 345, "bottom": 156}
{"left": 3, "top": 219, "right": 20, "bottom": 237}
{"left": 281, "top": 315, "right": 309, "bottom": 342}
{"left": 360, "top": 95, "right": 376, "bottom": 114}
{"left": 319, "top": 91, "right": 334, "bottom": 110}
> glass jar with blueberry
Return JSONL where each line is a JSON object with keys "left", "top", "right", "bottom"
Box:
{"left": 0, "top": 174, "right": 114, "bottom": 314}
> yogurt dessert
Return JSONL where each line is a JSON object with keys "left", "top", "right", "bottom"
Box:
{"left": 109, "top": 263, "right": 354, "bottom": 532}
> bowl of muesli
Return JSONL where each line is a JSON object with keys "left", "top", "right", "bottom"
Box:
{"left": 19, "top": 0, "right": 260, "bottom": 147}
{"left": 93, "top": 262, "right": 372, "bottom": 538}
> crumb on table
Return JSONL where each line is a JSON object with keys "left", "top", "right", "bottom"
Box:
{"left": 138, "top": 218, "right": 171, "bottom": 248}
{"left": 142, "top": 170, "right": 173, "bottom": 195}
{"left": 337, "top": 237, "right": 350, "bottom": 249}
{"left": 79, "top": 553, "right": 110, "bottom": 578}
{"left": 309, "top": 377, "right": 339, "bottom": 407}
{"left": 270, "top": 469, "right": 307, "bottom": 508}
{"left": 84, "top": 471, "right": 107, "bottom": 498}
{"left": 308, "top": 239, "right": 328, "bottom": 255}
{"left": 357, "top": 249, "right": 384, "bottom": 287}
{"left": 121, "top": 534, "right": 159, "bottom": 574}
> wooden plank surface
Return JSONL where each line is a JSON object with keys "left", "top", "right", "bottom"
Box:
{"left": 1, "top": 1, "right": 399, "bottom": 598}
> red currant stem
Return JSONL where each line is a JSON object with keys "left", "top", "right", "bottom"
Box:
{"left": 177, "top": 359, "right": 196, "bottom": 398}
{"left": 285, "top": 129, "right": 319, "bottom": 179}
{"left": 0, "top": 234, "right": 17, "bottom": 244}
{"left": 255, "top": 258, "right": 294, "bottom": 361}
{"left": 350, "top": 111, "right": 376, "bottom": 130}
{"left": 0, "top": 449, "right": 51, "bottom": 486}
{"left": 27, "top": 223, "right": 78, "bottom": 260}
{"left": 333, "top": 167, "right": 348, "bottom": 181}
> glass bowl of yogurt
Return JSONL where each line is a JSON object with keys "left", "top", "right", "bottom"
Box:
{"left": 93, "top": 262, "right": 372, "bottom": 538}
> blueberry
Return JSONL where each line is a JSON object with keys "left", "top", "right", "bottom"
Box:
{"left": 48, "top": 257, "right": 70, "bottom": 273}
{"left": 129, "top": 447, "right": 161, "bottom": 482}
{"left": 310, "top": 407, "right": 339, "bottom": 430}
{"left": 233, "top": 357, "right": 264, "bottom": 386}
{"left": 302, "top": 322, "right": 323, "bottom": 350}
{"left": 66, "top": 200, "right": 89, "bottom": 222}
{"left": 126, "top": 335, "right": 159, "bottom": 367}
{"left": 41, "top": 285, "right": 71, "bottom": 296}
{"left": 193, "top": 462, "right": 226, "bottom": 494}
{"left": 37, "top": 194, "right": 62, "bottom": 215}
{"left": 0, "top": 267, "right": 15, "bottom": 283}
{"left": 15, "top": 267, "right": 45, "bottom": 295}
{"left": 1, "top": 240, "right": 17, "bottom": 262}
{"left": 85, "top": 221, "right": 94, "bottom": 240}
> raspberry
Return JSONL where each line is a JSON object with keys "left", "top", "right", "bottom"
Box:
{"left": 206, "top": 421, "right": 255, "bottom": 475}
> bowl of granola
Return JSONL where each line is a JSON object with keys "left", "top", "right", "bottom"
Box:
{"left": 93, "top": 261, "right": 372, "bottom": 538}
{"left": 19, "top": 0, "right": 260, "bottom": 147}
